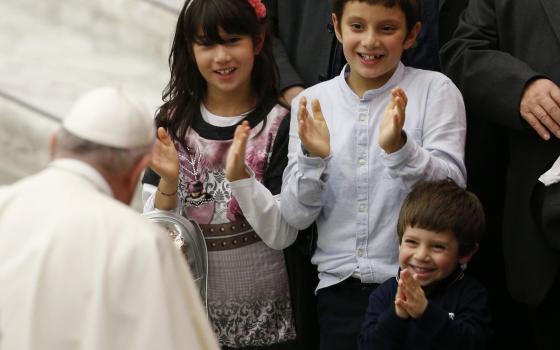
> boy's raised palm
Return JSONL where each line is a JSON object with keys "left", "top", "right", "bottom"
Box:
{"left": 379, "top": 88, "right": 407, "bottom": 153}
{"left": 150, "top": 127, "right": 180, "bottom": 184}
{"left": 395, "top": 281, "right": 411, "bottom": 319}
{"left": 226, "top": 121, "right": 251, "bottom": 181}
{"left": 298, "top": 97, "right": 330, "bottom": 159}
{"left": 395, "top": 268, "right": 428, "bottom": 319}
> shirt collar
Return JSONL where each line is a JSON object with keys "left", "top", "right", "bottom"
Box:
{"left": 49, "top": 158, "right": 114, "bottom": 197}
{"left": 337, "top": 62, "right": 406, "bottom": 101}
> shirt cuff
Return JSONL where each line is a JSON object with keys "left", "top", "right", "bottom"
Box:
{"left": 298, "top": 153, "right": 331, "bottom": 181}
{"left": 228, "top": 167, "right": 256, "bottom": 189}
{"left": 380, "top": 130, "right": 417, "bottom": 169}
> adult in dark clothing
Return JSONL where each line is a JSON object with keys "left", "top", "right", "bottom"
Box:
{"left": 441, "top": 1, "right": 560, "bottom": 348}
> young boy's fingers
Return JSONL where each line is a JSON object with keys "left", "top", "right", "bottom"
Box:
{"left": 297, "top": 96, "right": 308, "bottom": 122}
{"left": 311, "top": 98, "right": 325, "bottom": 122}
{"left": 393, "top": 87, "right": 408, "bottom": 106}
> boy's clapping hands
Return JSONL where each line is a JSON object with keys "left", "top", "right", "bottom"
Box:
{"left": 379, "top": 87, "right": 407, "bottom": 153}
{"left": 298, "top": 96, "right": 330, "bottom": 159}
{"left": 394, "top": 268, "right": 428, "bottom": 319}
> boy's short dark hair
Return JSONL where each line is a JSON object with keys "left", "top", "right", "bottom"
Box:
{"left": 397, "top": 179, "right": 485, "bottom": 256}
{"left": 332, "top": 0, "right": 421, "bottom": 33}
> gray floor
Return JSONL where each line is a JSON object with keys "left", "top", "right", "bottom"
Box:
{"left": 0, "top": 0, "right": 182, "bottom": 209}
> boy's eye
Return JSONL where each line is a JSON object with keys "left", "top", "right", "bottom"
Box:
{"left": 432, "top": 245, "right": 446, "bottom": 251}
{"left": 403, "top": 239, "right": 417, "bottom": 246}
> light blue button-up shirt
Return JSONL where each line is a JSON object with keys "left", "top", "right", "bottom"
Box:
{"left": 281, "top": 63, "right": 466, "bottom": 291}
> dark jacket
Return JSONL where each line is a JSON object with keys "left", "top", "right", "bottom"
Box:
{"left": 359, "top": 270, "right": 491, "bottom": 350}
{"left": 441, "top": 0, "right": 560, "bottom": 305}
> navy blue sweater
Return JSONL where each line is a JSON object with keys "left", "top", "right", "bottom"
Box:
{"left": 359, "top": 269, "right": 491, "bottom": 349}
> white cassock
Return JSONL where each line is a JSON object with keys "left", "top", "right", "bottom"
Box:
{"left": 0, "top": 159, "right": 219, "bottom": 350}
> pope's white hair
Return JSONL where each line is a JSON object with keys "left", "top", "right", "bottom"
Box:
{"left": 54, "top": 128, "right": 153, "bottom": 175}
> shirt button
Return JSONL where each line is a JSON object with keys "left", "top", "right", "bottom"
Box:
{"left": 357, "top": 249, "right": 363, "bottom": 257}
{"left": 359, "top": 204, "right": 366, "bottom": 212}
{"left": 359, "top": 158, "right": 366, "bottom": 165}
{"left": 359, "top": 115, "right": 366, "bottom": 121}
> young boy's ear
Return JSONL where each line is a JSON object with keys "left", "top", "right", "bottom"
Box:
{"left": 458, "top": 243, "right": 479, "bottom": 266}
{"left": 403, "top": 21, "right": 422, "bottom": 50}
{"left": 331, "top": 14, "right": 343, "bottom": 43}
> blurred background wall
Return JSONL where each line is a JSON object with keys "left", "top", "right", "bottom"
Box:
{"left": 0, "top": 0, "right": 182, "bottom": 209}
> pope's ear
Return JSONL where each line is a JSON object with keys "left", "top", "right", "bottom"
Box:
{"left": 49, "top": 133, "right": 58, "bottom": 159}
{"left": 458, "top": 243, "right": 479, "bottom": 265}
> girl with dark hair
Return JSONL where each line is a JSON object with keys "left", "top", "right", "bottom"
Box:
{"left": 142, "top": 0, "right": 302, "bottom": 348}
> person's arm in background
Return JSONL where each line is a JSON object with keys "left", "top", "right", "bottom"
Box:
{"left": 440, "top": 0, "right": 560, "bottom": 140}
{"left": 263, "top": 0, "right": 305, "bottom": 105}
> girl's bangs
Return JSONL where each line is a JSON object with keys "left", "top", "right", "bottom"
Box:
{"left": 184, "top": 0, "right": 255, "bottom": 45}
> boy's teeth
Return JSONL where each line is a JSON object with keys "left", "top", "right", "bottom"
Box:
{"left": 361, "top": 54, "right": 381, "bottom": 60}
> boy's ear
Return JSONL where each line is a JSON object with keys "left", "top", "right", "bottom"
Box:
{"left": 332, "top": 14, "right": 343, "bottom": 43}
{"left": 458, "top": 243, "right": 479, "bottom": 265}
{"left": 254, "top": 31, "right": 266, "bottom": 55}
{"left": 403, "top": 21, "right": 422, "bottom": 50}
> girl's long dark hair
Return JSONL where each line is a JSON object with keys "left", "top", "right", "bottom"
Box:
{"left": 157, "top": 0, "right": 278, "bottom": 145}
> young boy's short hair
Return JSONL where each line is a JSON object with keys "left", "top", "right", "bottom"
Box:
{"left": 332, "top": 0, "right": 422, "bottom": 33}
{"left": 397, "top": 179, "right": 485, "bottom": 256}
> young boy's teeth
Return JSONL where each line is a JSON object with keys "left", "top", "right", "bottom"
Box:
{"left": 361, "top": 54, "right": 381, "bottom": 61}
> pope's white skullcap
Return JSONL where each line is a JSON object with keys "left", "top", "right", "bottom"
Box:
{"left": 62, "top": 87, "right": 155, "bottom": 148}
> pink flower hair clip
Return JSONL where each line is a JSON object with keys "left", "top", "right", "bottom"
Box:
{"left": 247, "top": 0, "right": 266, "bottom": 19}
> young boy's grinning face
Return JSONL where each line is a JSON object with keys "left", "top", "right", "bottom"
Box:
{"left": 399, "top": 227, "right": 473, "bottom": 287}
{"left": 332, "top": 2, "right": 420, "bottom": 93}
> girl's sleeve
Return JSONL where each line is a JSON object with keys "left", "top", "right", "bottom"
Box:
{"left": 229, "top": 114, "right": 298, "bottom": 249}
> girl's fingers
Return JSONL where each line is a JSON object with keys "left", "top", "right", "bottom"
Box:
{"left": 157, "top": 127, "right": 172, "bottom": 144}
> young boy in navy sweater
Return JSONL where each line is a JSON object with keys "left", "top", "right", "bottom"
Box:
{"left": 359, "top": 179, "right": 491, "bottom": 349}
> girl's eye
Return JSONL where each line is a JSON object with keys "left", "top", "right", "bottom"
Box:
{"left": 350, "top": 23, "right": 363, "bottom": 31}
{"left": 225, "top": 37, "right": 242, "bottom": 44}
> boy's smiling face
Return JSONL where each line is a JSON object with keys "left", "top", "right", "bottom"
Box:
{"left": 333, "top": 2, "right": 420, "bottom": 94}
{"left": 399, "top": 226, "right": 473, "bottom": 287}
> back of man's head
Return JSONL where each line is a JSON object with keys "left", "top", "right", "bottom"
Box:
{"left": 53, "top": 87, "right": 155, "bottom": 172}
{"left": 52, "top": 87, "right": 155, "bottom": 203}
{"left": 62, "top": 87, "right": 155, "bottom": 149}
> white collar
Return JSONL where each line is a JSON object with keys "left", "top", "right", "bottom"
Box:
{"left": 49, "top": 158, "right": 114, "bottom": 197}
{"left": 337, "top": 62, "right": 406, "bottom": 101}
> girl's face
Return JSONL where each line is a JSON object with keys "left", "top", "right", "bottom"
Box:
{"left": 192, "top": 27, "right": 263, "bottom": 100}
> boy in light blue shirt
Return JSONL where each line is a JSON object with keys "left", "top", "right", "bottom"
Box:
{"left": 280, "top": 1, "right": 466, "bottom": 349}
